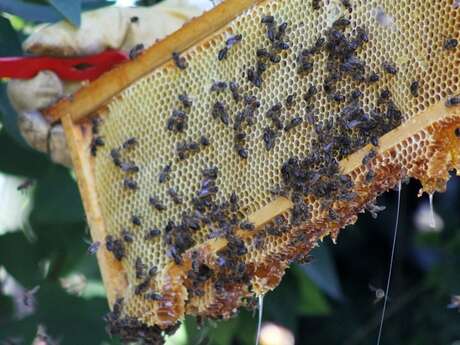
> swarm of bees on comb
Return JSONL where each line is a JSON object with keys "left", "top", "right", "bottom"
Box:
{"left": 58, "top": 0, "right": 460, "bottom": 343}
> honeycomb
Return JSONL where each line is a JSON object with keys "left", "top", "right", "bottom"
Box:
{"left": 50, "top": 0, "right": 460, "bottom": 343}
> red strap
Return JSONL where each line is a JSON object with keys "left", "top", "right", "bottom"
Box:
{"left": 0, "top": 50, "right": 128, "bottom": 81}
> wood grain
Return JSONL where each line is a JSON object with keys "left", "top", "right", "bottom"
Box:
{"left": 61, "top": 114, "right": 127, "bottom": 306}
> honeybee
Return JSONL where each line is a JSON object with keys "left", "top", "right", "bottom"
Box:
{"left": 178, "top": 94, "right": 193, "bottom": 108}
{"left": 444, "top": 38, "right": 458, "bottom": 50}
{"left": 447, "top": 295, "right": 460, "bottom": 311}
{"left": 410, "top": 80, "right": 420, "bottom": 97}
{"left": 87, "top": 241, "right": 101, "bottom": 255}
{"left": 167, "top": 187, "right": 183, "bottom": 204}
{"left": 129, "top": 44, "right": 144, "bottom": 60}
{"left": 17, "top": 179, "right": 34, "bottom": 191}
{"left": 369, "top": 284, "right": 386, "bottom": 304}
{"left": 172, "top": 52, "right": 187, "bottom": 69}
{"left": 159, "top": 164, "right": 172, "bottom": 184}
{"left": 382, "top": 61, "right": 398, "bottom": 75}
{"left": 121, "top": 229, "right": 134, "bottom": 243}
{"left": 123, "top": 178, "right": 138, "bottom": 190}
{"left": 131, "top": 215, "right": 142, "bottom": 226}
{"left": 446, "top": 96, "right": 460, "bottom": 107}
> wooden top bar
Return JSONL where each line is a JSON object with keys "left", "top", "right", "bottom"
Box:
{"left": 44, "top": 0, "right": 261, "bottom": 123}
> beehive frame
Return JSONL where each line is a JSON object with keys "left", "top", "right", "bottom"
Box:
{"left": 52, "top": 0, "right": 265, "bottom": 305}
{"left": 59, "top": 100, "right": 460, "bottom": 304}
{"left": 48, "top": 0, "right": 460, "bottom": 335}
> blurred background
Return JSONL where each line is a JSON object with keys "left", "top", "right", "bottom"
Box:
{"left": 0, "top": 1, "right": 460, "bottom": 344}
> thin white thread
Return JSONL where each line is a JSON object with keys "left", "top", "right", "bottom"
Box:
{"left": 429, "top": 193, "right": 436, "bottom": 229}
{"left": 376, "top": 181, "right": 402, "bottom": 345}
{"left": 255, "top": 295, "right": 264, "bottom": 345}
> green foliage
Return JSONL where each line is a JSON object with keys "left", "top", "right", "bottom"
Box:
{"left": 0, "top": 129, "right": 51, "bottom": 177}
{"left": 0, "top": 231, "right": 42, "bottom": 287}
{"left": 30, "top": 166, "right": 84, "bottom": 224}
{"left": 48, "top": 0, "right": 82, "bottom": 26}
{"left": 0, "top": 16, "right": 22, "bottom": 56}
{"left": 0, "top": 84, "right": 29, "bottom": 148}
{"left": 0, "top": 0, "right": 114, "bottom": 25}
{"left": 298, "top": 244, "right": 344, "bottom": 301}
{"left": 135, "top": 0, "right": 163, "bottom": 5}
{"left": 0, "top": 3, "right": 115, "bottom": 344}
{"left": 0, "top": 15, "right": 27, "bottom": 146}
{"left": 0, "top": 282, "right": 110, "bottom": 345}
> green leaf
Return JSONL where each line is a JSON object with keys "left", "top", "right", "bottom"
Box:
{"left": 297, "top": 244, "right": 344, "bottom": 301}
{"left": 0, "top": 294, "right": 14, "bottom": 323}
{"left": 0, "top": 315, "right": 36, "bottom": 345}
{"left": 0, "top": 0, "right": 113, "bottom": 23}
{"left": 135, "top": 0, "right": 163, "bottom": 5}
{"left": 48, "top": 0, "right": 82, "bottom": 27}
{"left": 262, "top": 270, "right": 330, "bottom": 333}
{"left": 0, "top": 83, "right": 30, "bottom": 148}
{"left": 233, "top": 311, "right": 258, "bottom": 345}
{"left": 82, "top": 1, "right": 116, "bottom": 11}
{"left": 0, "top": 222, "right": 87, "bottom": 287}
{"left": 31, "top": 165, "right": 84, "bottom": 224}
{"left": 0, "top": 128, "right": 51, "bottom": 177}
{"left": 37, "top": 283, "right": 109, "bottom": 343}
{"left": 0, "top": 18, "right": 29, "bottom": 147}
{"left": 0, "top": 282, "right": 111, "bottom": 345}
{"left": 0, "top": 16, "right": 22, "bottom": 56}
{"left": 184, "top": 316, "right": 211, "bottom": 345}
{"left": 208, "top": 317, "right": 239, "bottom": 345}
{"left": 34, "top": 222, "right": 87, "bottom": 278}
{"left": 72, "top": 252, "right": 103, "bottom": 281}
{"left": 292, "top": 267, "right": 331, "bottom": 316}
{"left": 0, "top": 231, "right": 42, "bottom": 287}
{"left": 0, "top": 0, "right": 62, "bottom": 23}
{"left": 264, "top": 279, "right": 300, "bottom": 330}
{"left": 81, "top": 280, "right": 106, "bottom": 299}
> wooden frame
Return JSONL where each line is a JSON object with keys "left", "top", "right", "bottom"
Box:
{"left": 60, "top": 99, "right": 460, "bottom": 306}
{"left": 47, "top": 0, "right": 264, "bottom": 306}
{"left": 45, "top": 0, "right": 460, "bottom": 312}
{"left": 61, "top": 114, "right": 127, "bottom": 304}
{"left": 45, "top": 0, "right": 262, "bottom": 123}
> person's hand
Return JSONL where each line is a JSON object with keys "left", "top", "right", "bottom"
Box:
{"left": 7, "top": 0, "right": 202, "bottom": 167}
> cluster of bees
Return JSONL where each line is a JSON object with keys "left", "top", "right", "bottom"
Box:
{"left": 104, "top": 297, "right": 177, "bottom": 345}
{"left": 86, "top": 0, "right": 459, "bottom": 343}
